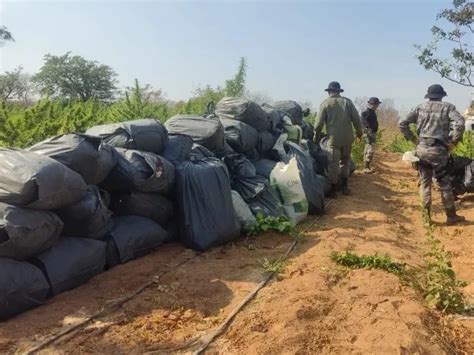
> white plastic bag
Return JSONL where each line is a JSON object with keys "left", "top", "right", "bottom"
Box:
{"left": 270, "top": 157, "right": 308, "bottom": 224}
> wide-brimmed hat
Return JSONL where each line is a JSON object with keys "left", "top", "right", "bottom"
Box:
{"left": 368, "top": 97, "right": 382, "bottom": 105}
{"left": 324, "top": 81, "right": 344, "bottom": 92}
{"left": 425, "top": 84, "right": 447, "bottom": 99}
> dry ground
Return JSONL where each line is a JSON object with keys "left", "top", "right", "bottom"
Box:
{"left": 0, "top": 151, "right": 473, "bottom": 354}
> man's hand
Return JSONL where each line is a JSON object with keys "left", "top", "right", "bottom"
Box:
{"left": 448, "top": 142, "right": 455, "bottom": 152}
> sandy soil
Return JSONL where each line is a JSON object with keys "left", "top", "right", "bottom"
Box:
{"left": 0, "top": 152, "right": 473, "bottom": 354}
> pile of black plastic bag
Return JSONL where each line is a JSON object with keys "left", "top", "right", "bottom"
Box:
{"left": 0, "top": 98, "right": 349, "bottom": 319}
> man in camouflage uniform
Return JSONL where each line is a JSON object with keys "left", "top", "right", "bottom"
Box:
{"left": 314, "top": 81, "right": 363, "bottom": 196}
{"left": 398, "top": 84, "right": 466, "bottom": 226}
{"left": 361, "top": 97, "right": 381, "bottom": 173}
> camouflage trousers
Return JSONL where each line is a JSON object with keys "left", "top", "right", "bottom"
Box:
{"left": 416, "top": 143, "right": 455, "bottom": 211}
{"left": 363, "top": 130, "right": 377, "bottom": 164}
{"left": 327, "top": 145, "right": 352, "bottom": 185}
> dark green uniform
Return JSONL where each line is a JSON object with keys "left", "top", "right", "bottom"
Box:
{"left": 314, "top": 93, "right": 363, "bottom": 184}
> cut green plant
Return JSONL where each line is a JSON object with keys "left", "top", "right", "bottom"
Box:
{"left": 260, "top": 257, "right": 286, "bottom": 275}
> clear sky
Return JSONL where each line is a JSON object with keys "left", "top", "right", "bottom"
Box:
{"left": 1, "top": 0, "right": 472, "bottom": 112}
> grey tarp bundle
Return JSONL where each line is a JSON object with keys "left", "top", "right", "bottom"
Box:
{"left": 56, "top": 186, "right": 113, "bottom": 240}
{"left": 253, "top": 159, "right": 277, "bottom": 178}
{"left": 247, "top": 181, "right": 285, "bottom": 218}
{"left": 165, "top": 114, "right": 225, "bottom": 153}
{"left": 215, "top": 97, "right": 270, "bottom": 132}
{"left": 465, "top": 161, "right": 474, "bottom": 193}
{"left": 286, "top": 142, "right": 325, "bottom": 215}
{"left": 224, "top": 154, "right": 257, "bottom": 178}
{"left": 106, "top": 216, "right": 168, "bottom": 268}
{"left": 28, "top": 133, "right": 117, "bottom": 185}
{"left": 34, "top": 238, "right": 106, "bottom": 296}
{"left": 111, "top": 192, "right": 174, "bottom": 227}
{"left": 0, "top": 258, "right": 50, "bottom": 319}
{"left": 273, "top": 100, "right": 303, "bottom": 125}
{"left": 231, "top": 190, "right": 256, "bottom": 229}
{"left": 0, "top": 149, "right": 87, "bottom": 210}
{"left": 221, "top": 118, "right": 258, "bottom": 154}
{"left": 176, "top": 158, "right": 240, "bottom": 251}
{"left": 86, "top": 119, "right": 168, "bottom": 154}
{"left": 0, "top": 203, "right": 62, "bottom": 260}
{"left": 101, "top": 148, "right": 175, "bottom": 194}
{"left": 161, "top": 134, "right": 193, "bottom": 166}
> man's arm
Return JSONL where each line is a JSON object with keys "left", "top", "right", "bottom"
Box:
{"left": 448, "top": 106, "right": 465, "bottom": 145}
{"left": 349, "top": 101, "right": 363, "bottom": 138}
{"left": 398, "top": 107, "right": 418, "bottom": 143}
{"left": 313, "top": 103, "right": 327, "bottom": 143}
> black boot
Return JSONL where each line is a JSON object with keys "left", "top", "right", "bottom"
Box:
{"left": 446, "top": 208, "right": 465, "bottom": 226}
{"left": 341, "top": 178, "right": 350, "bottom": 196}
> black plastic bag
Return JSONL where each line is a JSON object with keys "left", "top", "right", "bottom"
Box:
{"left": 0, "top": 258, "right": 50, "bottom": 319}
{"left": 253, "top": 159, "right": 277, "bottom": 178}
{"left": 232, "top": 175, "right": 268, "bottom": 201}
{"left": 176, "top": 158, "right": 240, "bottom": 251}
{"left": 224, "top": 154, "right": 256, "bottom": 177}
{"left": 286, "top": 142, "right": 325, "bottom": 215}
{"left": 33, "top": 238, "right": 106, "bottom": 296}
{"left": 165, "top": 114, "right": 225, "bottom": 153}
{"left": 111, "top": 192, "right": 174, "bottom": 227}
{"left": 221, "top": 118, "right": 258, "bottom": 153}
{"left": 189, "top": 144, "right": 216, "bottom": 160}
{"left": 161, "top": 134, "right": 193, "bottom": 166}
{"left": 301, "top": 122, "right": 314, "bottom": 141}
{"left": 105, "top": 216, "right": 168, "bottom": 268}
{"left": 56, "top": 186, "right": 113, "bottom": 240}
{"left": 257, "top": 131, "right": 276, "bottom": 153}
{"left": 28, "top": 133, "right": 117, "bottom": 185}
{"left": 101, "top": 148, "right": 175, "bottom": 194}
{"left": 0, "top": 149, "right": 87, "bottom": 210}
{"left": 247, "top": 181, "right": 285, "bottom": 218}
{"left": 273, "top": 101, "right": 303, "bottom": 125}
{"left": 262, "top": 105, "right": 284, "bottom": 132}
{"left": 307, "top": 140, "right": 329, "bottom": 177}
{"left": 0, "top": 203, "right": 62, "bottom": 260}
{"left": 315, "top": 174, "right": 332, "bottom": 196}
{"left": 216, "top": 97, "right": 269, "bottom": 132}
{"left": 86, "top": 119, "right": 168, "bottom": 154}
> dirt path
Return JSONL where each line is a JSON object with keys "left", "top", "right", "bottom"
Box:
{"left": 0, "top": 152, "right": 473, "bottom": 354}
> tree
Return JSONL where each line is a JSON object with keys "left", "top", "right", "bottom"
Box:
{"left": 225, "top": 57, "right": 247, "bottom": 97}
{"left": 0, "top": 26, "right": 14, "bottom": 45}
{"left": 33, "top": 52, "right": 118, "bottom": 101}
{"left": 109, "top": 79, "right": 169, "bottom": 122}
{"left": 415, "top": 0, "right": 473, "bottom": 87}
{"left": 0, "top": 66, "right": 32, "bottom": 102}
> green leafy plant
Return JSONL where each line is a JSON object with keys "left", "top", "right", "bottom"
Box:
{"left": 387, "top": 134, "right": 416, "bottom": 153}
{"left": 421, "top": 222, "right": 468, "bottom": 313}
{"left": 260, "top": 257, "right": 286, "bottom": 275}
{"left": 245, "top": 214, "right": 294, "bottom": 237}
{"left": 331, "top": 251, "right": 406, "bottom": 276}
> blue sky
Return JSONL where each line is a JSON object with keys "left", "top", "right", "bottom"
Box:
{"left": 1, "top": 0, "right": 472, "bottom": 112}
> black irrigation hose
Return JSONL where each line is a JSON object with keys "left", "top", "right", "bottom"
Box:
{"left": 190, "top": 202, "right": 331, "bottom": 354}
{"left": 24, "top": 251, "right": 201, "bottom": 355}
{"left": 25, "top": 202, "right": 330, "bottom": 355}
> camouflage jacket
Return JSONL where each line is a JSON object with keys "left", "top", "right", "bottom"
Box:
{"left": 398, "top": 101, "right": 465, "bottom": 147}
{"left": 314, "top": 94, "right": 363, "bottom": 147}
